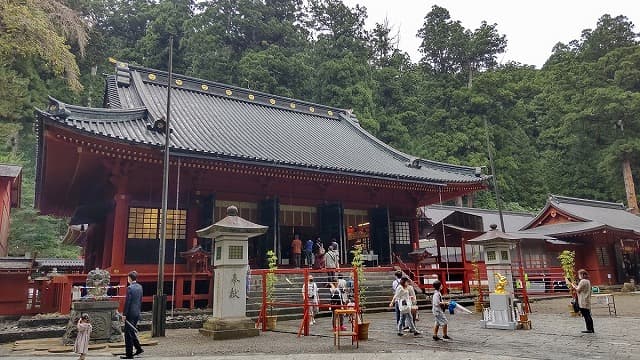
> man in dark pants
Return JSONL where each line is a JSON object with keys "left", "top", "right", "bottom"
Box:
{"left": 122, "top": 271, "right": 143, "bottom": 359}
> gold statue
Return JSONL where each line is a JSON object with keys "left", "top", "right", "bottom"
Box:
{"left": 493, "top": 272, "right": 508, "bottom": 294}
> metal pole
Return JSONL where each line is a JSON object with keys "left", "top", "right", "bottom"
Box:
{"left": 152, "top": 35, "right": 173, "bottom": 338}
{"left": 483, "top": 117, "right": 506, "bottom": 232}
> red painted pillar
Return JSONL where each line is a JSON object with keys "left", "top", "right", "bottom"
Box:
{"left": 410, "top": 217, "right": 420, "bottom": 250}
{"left": 175, "top": 277, "right": 184, "bottom": 309}
{"left": 110, "top": 193, "right": 130, "bottom": 275}
{"left": 102, "top": 211, "right": 115, "bottom": 269}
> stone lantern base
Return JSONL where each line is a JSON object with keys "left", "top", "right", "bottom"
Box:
{"left": 480, "top": 294, "right": 517, "bottom": 330}
{"left": 199, "top": 317, "right": 259, "bottom": 340}
{"left": 62, "top": 301, "right": 123, "bottom": 344}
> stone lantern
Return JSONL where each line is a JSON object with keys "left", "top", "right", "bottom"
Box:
{"left": 468, "top": 224, "right": 555, "bottom": 330}
{"left": 196, "top": 205, "right": 267, "bottom": 339}
{"left": 468, "top": 224, "right": 519, "bottom": 330}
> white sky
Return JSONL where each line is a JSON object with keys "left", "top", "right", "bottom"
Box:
{"left": 342, "top": 0, "right": 640, "bottom": 68}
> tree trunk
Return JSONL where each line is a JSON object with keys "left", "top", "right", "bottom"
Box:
{"left": 622, "top": 157, "right": 639, "bottom": 214}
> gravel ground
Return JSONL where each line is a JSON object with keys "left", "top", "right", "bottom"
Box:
{"left": 2, "top": 293, "right": 639, "bottom": 359}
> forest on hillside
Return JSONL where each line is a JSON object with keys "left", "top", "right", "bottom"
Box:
{"left": 1, "top": 0, "right": 639, "bottom": 257}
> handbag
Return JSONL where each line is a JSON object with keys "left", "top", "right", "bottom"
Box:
{"left": 399, "top": 299, "right": 412, "bottom": 314}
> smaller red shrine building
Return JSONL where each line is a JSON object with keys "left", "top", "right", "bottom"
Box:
{"left": 412, "top": 195, "right": 640, "bottom": 294}
{"left": 522, "top": 195, "right": 640, "bottom": 285}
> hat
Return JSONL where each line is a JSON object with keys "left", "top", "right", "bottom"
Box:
{"left": 81, "top": 313, "right": 90, "bottom": 320}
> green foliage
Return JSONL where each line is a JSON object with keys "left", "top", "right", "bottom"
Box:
{"left": 558, "top": 250, "right": 576, "bottom": 282}
{"left": 350, "top": 244, "right": 366, "bottom": 307}
{"left": 8, "top": 208, "right": 77, "bottom": 257}
{"left": 265, "top": 249, "right": 278, "bottom": 313}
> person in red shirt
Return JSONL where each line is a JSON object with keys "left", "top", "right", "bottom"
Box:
{"left": 291, "top": 234, "right": 303, "bottom": 268}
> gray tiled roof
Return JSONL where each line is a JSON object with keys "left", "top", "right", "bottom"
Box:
{"left": 521, "top": 221, "right": 610, "bottom": 237}
{"left": 425, "top": 205, "right": 534, "bottom": 232}
{"left": 521, "top": 195, "right": 640, "bottom": 235}
{"left": 37, "top": 62, "right": 487, "bottom": 185}
{"left": 0, "top": 164, "right": 21, "bottom": 178}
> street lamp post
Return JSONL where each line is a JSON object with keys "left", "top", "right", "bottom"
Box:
{"left": 483, "top": 117, "right": 529, "bottom": 313}
{"left": 152, "top": 35, "right": 174, "bottom": 337}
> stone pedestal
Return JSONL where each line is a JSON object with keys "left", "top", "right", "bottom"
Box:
{"left": 63, "top": 301, "right": 123, "bottom": 344}
{"left": 480, "top": 294, "right": 516, "bottom": 330}
{"left": 199, "top": 317, "right": 259, "bottom": 340}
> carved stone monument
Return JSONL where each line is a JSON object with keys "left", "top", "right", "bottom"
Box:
{"left": 63, "top": 268, "right": 124, "bottom": 344}
{"left": 196, "top": 205, "right": 268, "bottom": 340}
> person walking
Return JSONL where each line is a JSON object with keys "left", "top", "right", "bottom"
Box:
{"left": 569, "top": 269, "right": 594, "bottom": 333}
{"left": 291, "top": 234, "right": 303, "bottom": 268}
{"left": 389, "top": 276, "right": 421, "bottom": 337}
{"left": 391, "top": 271, "right": 405, "bottom": 329}
{"left": 302, "top": 275, "right": 319, "bottom": 325}
{"left": 431, "top": 280, "right": 450, "bottom": 341}
{"left": 121, "top": 271, "right": 143, "bottom": 359}
{"left": 74, "top": 313, "right": 92, "bottom": 360}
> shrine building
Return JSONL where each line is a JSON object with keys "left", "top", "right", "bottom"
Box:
{"left": 34, "top": 60, "right": 486, "bottom": 309}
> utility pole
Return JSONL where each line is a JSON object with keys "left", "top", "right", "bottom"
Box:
{"left": 152, "top": 35, "right": 173, "bottom": 338}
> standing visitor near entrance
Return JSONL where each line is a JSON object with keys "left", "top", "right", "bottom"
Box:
{"left": 302, "top": 275, "right": 319, "bottom": 325}
{"left": 389, "top": 277, "right": 420, "bottom": 337}
{"left": 325, "top": 245, "right": 339, "bottom": 283}
{"left": 74, "top": 313, "right": 92, "bottom": 360}
{"left": 121, "top": 271, "right": 143, "bottom": 359}
{"left": 568, "top": 269, "right": 594, "bottom": 333}
{"left": 312, "top": 238, "right": 325, "bottom": 270}
{"left": 291, "top": 234, "right": 302, "bottom": 268}
{"left": 431, "top": 280, "right": 450, "bottom": 341}
{"left": 304, "top": 239, "right": 314, "bottom": 267}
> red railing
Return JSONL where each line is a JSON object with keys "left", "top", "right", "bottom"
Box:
{"left": 252, "top": 267, "right": 359, "bottom": 336}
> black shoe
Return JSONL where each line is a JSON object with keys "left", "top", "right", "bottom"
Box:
{"left": 120, "top": 356, "right": 134, "bottom": 359}
{"left": 432, "top": 336, "right": 442, "bottom": 341}
{"left": 397, "top": 332, "right": 403, "bottom": 336}
{"left": 443, "top": 335, "right": 451, "bottom": 339}
{"left": 134, "top": 349, "right": 144, "bottom": 356}
{"left": 581, "top": 330, "right": 594, "bottom": 333}
{"left": 413, "top": 331, "right": 421, "bottom": 336}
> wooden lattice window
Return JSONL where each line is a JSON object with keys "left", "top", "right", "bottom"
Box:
{"left": 127, "top": 207, "right": 187, "bottom": 240}
{"left": 391, "top": 221, "right": 411, "bottom": 245}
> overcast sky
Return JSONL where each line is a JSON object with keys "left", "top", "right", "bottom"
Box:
{"left": 342, "top": 0, "right": 640, "bottom": 68}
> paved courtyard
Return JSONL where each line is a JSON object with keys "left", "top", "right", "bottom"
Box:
{"left": 2, "top": 294, "right": 639, "bottom": 359}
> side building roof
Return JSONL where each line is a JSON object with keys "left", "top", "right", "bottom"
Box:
{"left": 36, "top": 61, "right": 487, "bottom": 187}
{"left": 521, "top": 194, "right": 640, "bottom": 235}
{"left": 424, "top": 205, "right": 535, "bottom": 232}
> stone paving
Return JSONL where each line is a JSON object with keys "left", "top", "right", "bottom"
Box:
{"left": 1, "top": 294, "right": 639, "bottom": 359}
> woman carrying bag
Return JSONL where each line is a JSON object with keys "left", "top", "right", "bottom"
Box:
{"left": 388, "top": 276, "right": 421, "bottom": 337}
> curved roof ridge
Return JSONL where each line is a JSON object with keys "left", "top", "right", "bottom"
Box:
{"left": 550, "top": 194, "right": 626, "bottom": 209}
{"left": 40, "top": 97, "right": 148, "bottom": 123}
{"left": 337, "top": 112, "right": 412, "bottom": 163}
{"left": 338, "top": 113, "right": 482, "bottom": 178}
{"left": 123, "top": 62, "right": 346, "bottom": 118}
